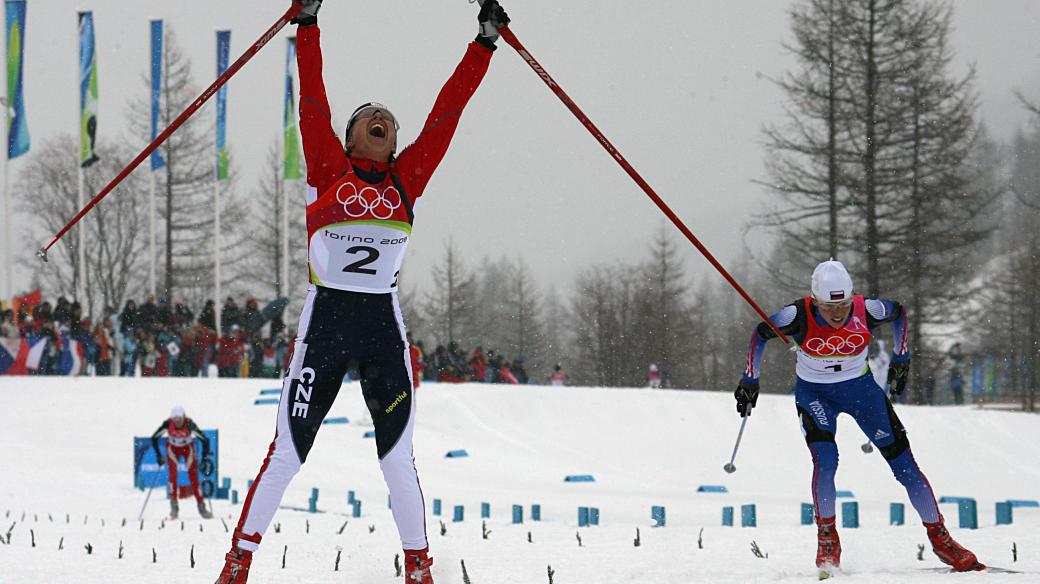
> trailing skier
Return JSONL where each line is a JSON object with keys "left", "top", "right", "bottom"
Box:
{"left": 151, "top": 405, "right": 213, "bottom": 520}
{"left": 735, "top": 260, "right": 983, "bottom": 578}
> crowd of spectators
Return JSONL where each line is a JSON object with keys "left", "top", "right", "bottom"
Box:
{"left": 1, "top": 294, "right": 575, "bottom": 385}
{"left": 1, "top": 295, "right": 291, "bottom": 378}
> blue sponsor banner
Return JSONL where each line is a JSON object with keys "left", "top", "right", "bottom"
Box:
{"left": 5, "top": 0, "right": 29, "bottom": 158}
{"left": 215, "top": 30, "right": 230, "bottom": 180}
{"left": 78, "top": 11, "right": 99, "bottom": 168}
{"left": 133, "top": 429, "right": 219, "bottom": 497}
{"left": 149, "top": 19, "right": 164, "bottom": 170}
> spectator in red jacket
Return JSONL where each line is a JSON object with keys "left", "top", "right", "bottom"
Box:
{"left": 216, "top": 325, "right": 244, "bottom": 378}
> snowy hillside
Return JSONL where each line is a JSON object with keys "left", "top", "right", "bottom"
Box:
{"left": 0, "top": 376, "right": 1037, "bottom": 582}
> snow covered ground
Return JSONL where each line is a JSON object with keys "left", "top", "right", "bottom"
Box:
{"left": 0, "top": 376, "right": 1037, "bottom": 583}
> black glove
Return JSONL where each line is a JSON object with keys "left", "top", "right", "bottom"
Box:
{"left": 291, "top": 0, "right": 322, "bottom": 27}
{"left": 476, "top": 0, "right": 510, "bottom": 47}
{"left": 156, "top": 454, "right": 165, "bottom": 467}
{"left": 887, "top": 359, "right": 911, "bottom": 396}
{"left": 734, "top": 379, "right": 760, "bottom": 417}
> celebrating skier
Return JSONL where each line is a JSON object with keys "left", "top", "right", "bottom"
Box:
{"left": 215, "top": 1, "right": 510, "bottom": 583}
{"left": 735, "top": 260, "right": 983, "bottom": 577}
{"left": 150, "top": 405, "right": 213, "bottom": 520}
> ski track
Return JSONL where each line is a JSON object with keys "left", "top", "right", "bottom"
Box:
{"left": 0, "top": 376, "right": 1037, "bottom": 583}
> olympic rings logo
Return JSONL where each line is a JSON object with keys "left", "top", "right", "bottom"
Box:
{"left": 335, "top": 182, "right": 402, "bottom": 220}
{"left": 804, "top": 334, "right": 866, "bottom": 356}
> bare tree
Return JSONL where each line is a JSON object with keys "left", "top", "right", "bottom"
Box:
{"left": 422, "top": 240, "right": 477, "bottom": 347}
{"left": 125, "top": 26, "right": 249, "bottom": 304}
{"left": 242, "top": 141, "right": 308, "bottom": 299}
{"left": 17, "top": 137, "right": 149, "bottom": 316}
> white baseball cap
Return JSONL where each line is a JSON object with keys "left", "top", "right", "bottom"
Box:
{"left": 171, "top": 405, "right": 186, "bottom": 418}
{"left": 811, "top": 260, "right": 853, "bottom": 303}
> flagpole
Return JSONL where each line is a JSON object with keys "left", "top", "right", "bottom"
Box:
{"left": 2, "top": 132, "right": 10, "bottom": 306}
{"left": 77, "top": 164, "right": 85, "bottom": 302}
{"left": 214, "top": 177, "right": 221, "bottom": 337}
{"left": 149, "top": 172, "right": 156, "bottom": 296}
{"left": 281, "top": 171, "right": 289, "bottom": 299}
{"left": 1, "top": 4, "right": 10, "bottom": 307}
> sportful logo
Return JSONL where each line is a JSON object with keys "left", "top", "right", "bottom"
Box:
{"left": 804, "top": 334, "right": 866, "bottom": 356}
{"left": 335, "top": 182, "right": 402, "bottom": 220}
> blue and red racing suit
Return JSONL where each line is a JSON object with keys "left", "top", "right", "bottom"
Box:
{"left": 743, "top": 295, "right": 941, "bottom": 524}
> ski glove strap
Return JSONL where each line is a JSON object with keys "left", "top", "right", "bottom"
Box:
{"left": 887, "top": 359, "right": 911, "bottom": 396}
{"left": 291, "top": 0, "right": 322, "bottom": 26}
{"left": 734, "top": 379, "right": 760, "bottom": 417}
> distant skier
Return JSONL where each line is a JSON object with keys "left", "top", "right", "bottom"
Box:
{"left": 734, "top": 260, "right": 983, "bottom": 577}
{"left": 151, "top": 405, "right": 213, "bottom": 520}
{"left": 214, "top": 1, "right": 510, "bottom": 583}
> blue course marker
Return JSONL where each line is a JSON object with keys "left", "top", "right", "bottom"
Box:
{"left": 322, "top": 417, "right": 349, "bottom": 425}
{"left": 996, "top": 502, "right": 1013, "bottom": 526}
{"left": 1007, "top": 500, "right": 1039, "bottom": 508}
{"left": 445, "top": 449, "right": 469, "bottom": 458}
{"left": 512, "top": 505, "right": 523, "bottom": 524}
{"left": 352, "top": 500, "right": 362, "bottom": 518}
{"left": 589, "top": 507, "right": 600, "bottom": 526}
{"left": 362, "top": 431, "right": 376, "bottom": 439}
{"left": 801, "top": 503, "right": 814, "bottom": 525}
{"left": 651, "top": 505, "right": 666, "bottom": 527}
{"left": 253, "top": 398, "right": 279, "bottom": 405}
{"left": 697, "top": 485, "right": 728, "bottom": 493}
{"left": 577, "top": 507, "right": 590, "bottom": 527}
{"left": 453, "top": 505, "right": 464, "bottom": 523}
{"left": 722, "top": 506, "right": 734, "bottom": 527}
{"left": 481, "top": 502, "right": 490, "bottom": 519}
{"left": 231, "top": 490, "right": 239, "bottom": 505}
{"left": 347, "top": 490, "right": 356, "bottom": 504}
{"left": 259, "top": 388, "right": 281, "bottom": 395}
{"left": 841, "top": 501, "right": 859, "bottom": 528}
{"left": 531, "top": 504, "right": 541, "bottom": 521}
{"left": 432, "top": 499, "right": 442, "bottom": 516}
{"left": 740, "top": 504, "right": 757, "bottom": 528}
{"left": 939, "top": 497, "right": 978, "bottom": 529}
{"left": 890, "top": 503, "right": 905, "bottom": 526}
{"left": 564, "top": 475, "right": 595, "bottom": 482}
{"left": 835, "top": 490, "right": 855, "bottom": 498}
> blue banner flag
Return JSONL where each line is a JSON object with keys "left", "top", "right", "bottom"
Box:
{"left": 5, "top": 0, "right": 29, "bottom": 159}
{"left": 78, "top": 11, "right": 99, "bottom": 168}
{"left": 284, "top": 38, "right": 302, "bottom": 180}
{"left": 215, "top": 30, "right": 230, "bottom": 180}
{"left": 149, "top": 19, "right": 164, "bottom": 171}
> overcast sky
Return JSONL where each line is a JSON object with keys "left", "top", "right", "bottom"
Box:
{"left": 5, "top": 0, "right": 1040, "bottom": 301}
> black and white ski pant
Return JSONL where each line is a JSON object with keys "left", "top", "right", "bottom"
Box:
{"left": 233, "top": 284, "right": 426, "bottom": 552}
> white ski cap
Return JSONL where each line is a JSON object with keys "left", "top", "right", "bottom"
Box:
{"left": 171, "top": 405, "right": 186, "bottom": 419}
{"left": 811, "top": 260, "right": 853, "bottom": 302}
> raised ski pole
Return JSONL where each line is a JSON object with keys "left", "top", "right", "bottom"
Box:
{"left": 479, "top": 4, "right": 790, "bottom": 344}
{"left": 37, "top": 2, "right": 304, "bottom": 262}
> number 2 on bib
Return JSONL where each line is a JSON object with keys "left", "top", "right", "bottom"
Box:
{"left": 343, "top": 246, "right": 379, "bottom": 275}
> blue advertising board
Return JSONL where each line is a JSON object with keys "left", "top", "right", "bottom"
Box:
{"left": 133, "top": 429, "right": 219, "bottom": 498}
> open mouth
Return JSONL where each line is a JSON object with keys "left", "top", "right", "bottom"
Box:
{"left": 369, "top": 122, "right": 387, "bottom": 139}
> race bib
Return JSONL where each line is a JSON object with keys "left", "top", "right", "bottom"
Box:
{"left": 309, "top": 221, "right": 411, "bottom": 293}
